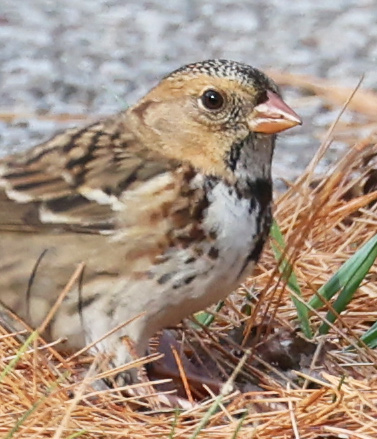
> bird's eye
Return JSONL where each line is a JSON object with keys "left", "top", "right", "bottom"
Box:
{"left": 200, "top": 89, "right": 225, "bottom": 110}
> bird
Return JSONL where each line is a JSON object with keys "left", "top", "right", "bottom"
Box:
{"left": 0, "top": 59, "right": 301, "bottom": 385}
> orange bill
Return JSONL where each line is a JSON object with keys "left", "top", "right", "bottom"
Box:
{"left": 248, "top": 90, "right": 302, "bottom": 134}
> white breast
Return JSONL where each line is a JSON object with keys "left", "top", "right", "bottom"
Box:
{"left": 202, "top": 180, "right": 261, "bottom": 285}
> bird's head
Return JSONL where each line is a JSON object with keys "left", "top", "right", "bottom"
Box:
{"left": 129, "top": 59, "right": 301, "bottom": 180}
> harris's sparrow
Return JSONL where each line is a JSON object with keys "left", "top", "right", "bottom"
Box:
{"left": 0, "top": 60, "right": 301, "bottom": 383}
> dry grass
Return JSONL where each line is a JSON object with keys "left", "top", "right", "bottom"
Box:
{"left": 1, "top": 77, "right": 377, "bottom": 438}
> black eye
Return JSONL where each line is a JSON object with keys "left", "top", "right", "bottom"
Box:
{"left": 201, "top": 89, "right": 225, "bottom": 110}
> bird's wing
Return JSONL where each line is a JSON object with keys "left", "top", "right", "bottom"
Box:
{"left": 0, "top": 117, "right": 181, "bottom": 234}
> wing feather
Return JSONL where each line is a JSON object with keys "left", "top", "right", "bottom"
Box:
{"left": 0, "top": 116, "right": 179, "bottom": 234}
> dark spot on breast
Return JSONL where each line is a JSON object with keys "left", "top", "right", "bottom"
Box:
{"left": 248, "top": 197, "right": 256, "bottom": 214}
{"left": 208, "top": 247, "right": 219, "bottom": 260}
{"left": 183, "top": 275, "right": 196, "bottom": 285}
{"left": 204, "top": 176, "right": 219, "bottom": 190}
{"left": 106, "top": 307, "right": 115, "bottom": 318}
{"left": 80, "top": 296, "right": 98, "bottom": 308}
{"left": 157, "top": 272, "right": 176, "bottom": 285}
{"left": 173, "top": 275, "right": 196, "bottom": 289}
{"left": 184, "top": 257, "right": 196, "bottom": 264}
{"left": 209, "top": 230, "right": 217, "bottom": 240}
{"left": 193, "top": 247, "right": 204, "bottom": 257}
{"left": 145, "top": 271, "right": 155, "bottom": 279}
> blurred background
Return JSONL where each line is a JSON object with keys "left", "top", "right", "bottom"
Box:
{"left": 0, "top": 0, "right": 376, "bottom": 186}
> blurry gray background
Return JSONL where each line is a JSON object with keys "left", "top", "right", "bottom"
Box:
{"left": 0, "top": 0, "right": 376, "bottom": 184}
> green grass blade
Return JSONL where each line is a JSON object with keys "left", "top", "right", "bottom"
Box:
{"left": 168, "top": 410, "right": 180, "bottom": 439}
{"left": 318, "top": 234, "right": 377, "bottom": 334}
{"left": 270, "top": 220, "right": 312, "bottom": 338}
{"left": 193, "top": 301, "right": 225, "bottom": 327}
{"left": 309, "top": 234, "right": 377, "bottom": 310}
{"left": 230, "top": 411, "right": 248, "bottom": 439}
{"left": 189, "top": 394, "right": 224, "bottom": 439}
{"left": 359, "top": 321, "right": 377, "bottom": 348}
{"left": 5, "top": 401, "right": 42, "bottom": 439}
{"left": 0, "top": 330, "right": 39, "bottom": 383}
